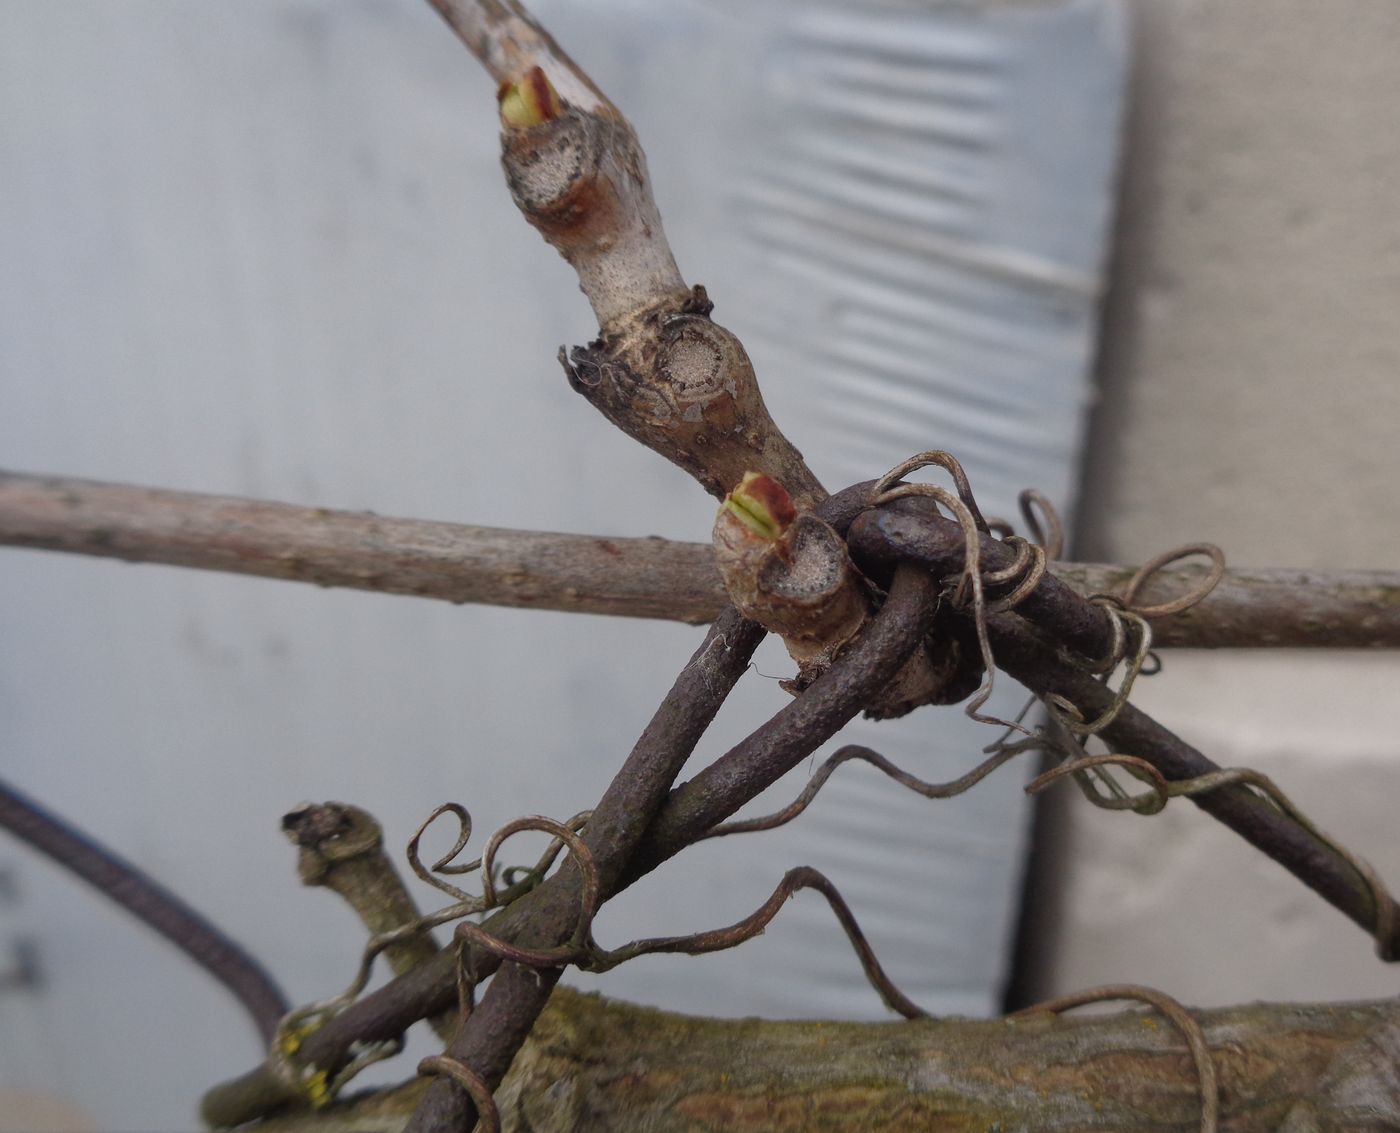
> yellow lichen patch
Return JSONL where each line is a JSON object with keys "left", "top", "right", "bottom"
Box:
{"left": 303, "top": 1069, "right": 332, "bottom": 1110}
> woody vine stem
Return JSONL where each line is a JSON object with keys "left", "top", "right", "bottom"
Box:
{"left": 2, "top": 3, "right": 1399, "bottom": 1132}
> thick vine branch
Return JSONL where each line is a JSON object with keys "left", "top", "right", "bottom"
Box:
{"left": 205, "top": 606, "right": 763, "bottom": 1127}
{"left": 428, "top": 0, "right": 823, "bottom": 507}
{"left": 202, "top": 570, "right": 933, "bottom": 1127}
{"left": 985, "top": 615, "right": 1400, "bottom": 959}
{"left": 5, "top": 470, "right": 1398, "bottom": 647}
{"left": 245, "top": 987, "right": 1400, "bottom": 1133}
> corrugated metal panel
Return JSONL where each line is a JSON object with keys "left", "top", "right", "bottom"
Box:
{"left": 0, "top": 2, "right": 1124, "bottom": 1127}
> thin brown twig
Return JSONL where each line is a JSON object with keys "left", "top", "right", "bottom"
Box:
{"left": 983, "top": 613, "right": 1400, "bottom": 957}
{"left": 583, "top": 866, "right": 928, "bottom": 1020}
{"left": 0, "top": 776, "right": 288, "bottom": 1043}
{"left": 6, "top": 470, "right": 1399, "bottom": 647}
{"left": 1169, "top": 768, "right": 1398, "bottom": 959}
{"left": 702, "top": 743, "right": 1028, "bottom": 839}
{"left": 1025, "top": 751, "right": 1397, "bottom": 958}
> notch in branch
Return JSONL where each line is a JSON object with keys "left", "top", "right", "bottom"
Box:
{"left": 283, "top": 803, "right": 455, "bottom": 1042}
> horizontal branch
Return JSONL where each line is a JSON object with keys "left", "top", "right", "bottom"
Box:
{"left": 4, "top": 470, "right": 1399, "bottom": 648}
{"left": 243, "top": 986, "right": 1400, "bottom": 1132}
{"left": 0, "top": 470, "right": 722, "bottom": 623}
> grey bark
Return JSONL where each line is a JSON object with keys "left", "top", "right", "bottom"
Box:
{"left": 4, "top": 470, "right": 1398, "bottom": 647}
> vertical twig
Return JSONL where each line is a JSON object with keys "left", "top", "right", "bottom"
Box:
{"left": 283, "top": 802, "right": 456, "bottom": 1040}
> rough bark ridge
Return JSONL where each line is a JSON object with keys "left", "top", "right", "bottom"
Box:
{"left": 248, "top": 987, "right": 1400, "bottom": 1133}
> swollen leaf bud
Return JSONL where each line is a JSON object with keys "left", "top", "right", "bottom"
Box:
{"left": 719, "top": 472, "right": 797, "bottom": 543}
{"left": 498, "top": 66, "right": 563, "bottom": 129}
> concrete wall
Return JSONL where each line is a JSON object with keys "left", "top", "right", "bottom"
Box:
{"left": 1037, "top": 0, "right": 1400, "bottom": 1006}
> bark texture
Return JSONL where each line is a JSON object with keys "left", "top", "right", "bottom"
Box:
{"left": 248, "top": 986, "right": 1400, "bottom": 1133}
{"left": 0, "top": 471, "right": 722, "bottom": 623}
{"left": 6, "top": 470, "right": 1399, "bottom": 647}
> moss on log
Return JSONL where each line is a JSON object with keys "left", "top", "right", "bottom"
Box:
{"left": 247, "top": 987, "right": 1400, "bottom": 1132}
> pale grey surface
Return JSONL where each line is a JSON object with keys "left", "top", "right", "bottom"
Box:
{"left": 0, "top": 2, "right": 1123, "bottom": 1128}
{"left": 1040, "top": 0, "right": 1400, "bottom": 1009}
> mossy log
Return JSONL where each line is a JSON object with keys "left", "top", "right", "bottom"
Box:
{"left": 247, "top": 986, "right": 1400, "bottom": 1132}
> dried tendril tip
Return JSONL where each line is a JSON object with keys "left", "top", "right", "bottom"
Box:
{"left": 720, "top": 472, "right": 797, "bottom": 542}
{"left": 498, "top": 66, "right": 563, "bottom": 129}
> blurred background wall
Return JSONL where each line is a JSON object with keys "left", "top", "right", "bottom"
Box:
{"left": 1024, "top": 0, "right": 1400, "bottom": 1006}
{"left": 2, "top": 2, "right": 1398, "bottom": 1131}
{"left": 1, "top": 2, "right": 1125, "bottom": 1129}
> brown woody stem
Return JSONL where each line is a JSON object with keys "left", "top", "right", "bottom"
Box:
{"left": 426, "top": 0, "right": 824, "bottom": 506}
{"left": 282, "top": 803, "right": 455, "bottom": 1041}
{"left": 203, "top": 569, "right": 931, "bottom": 1127}
{"left": 986, "top": 615, "right": 1400, "bottom": 958}
{"left": 7, "top": 470, "right": 1396, "bottom": 647}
